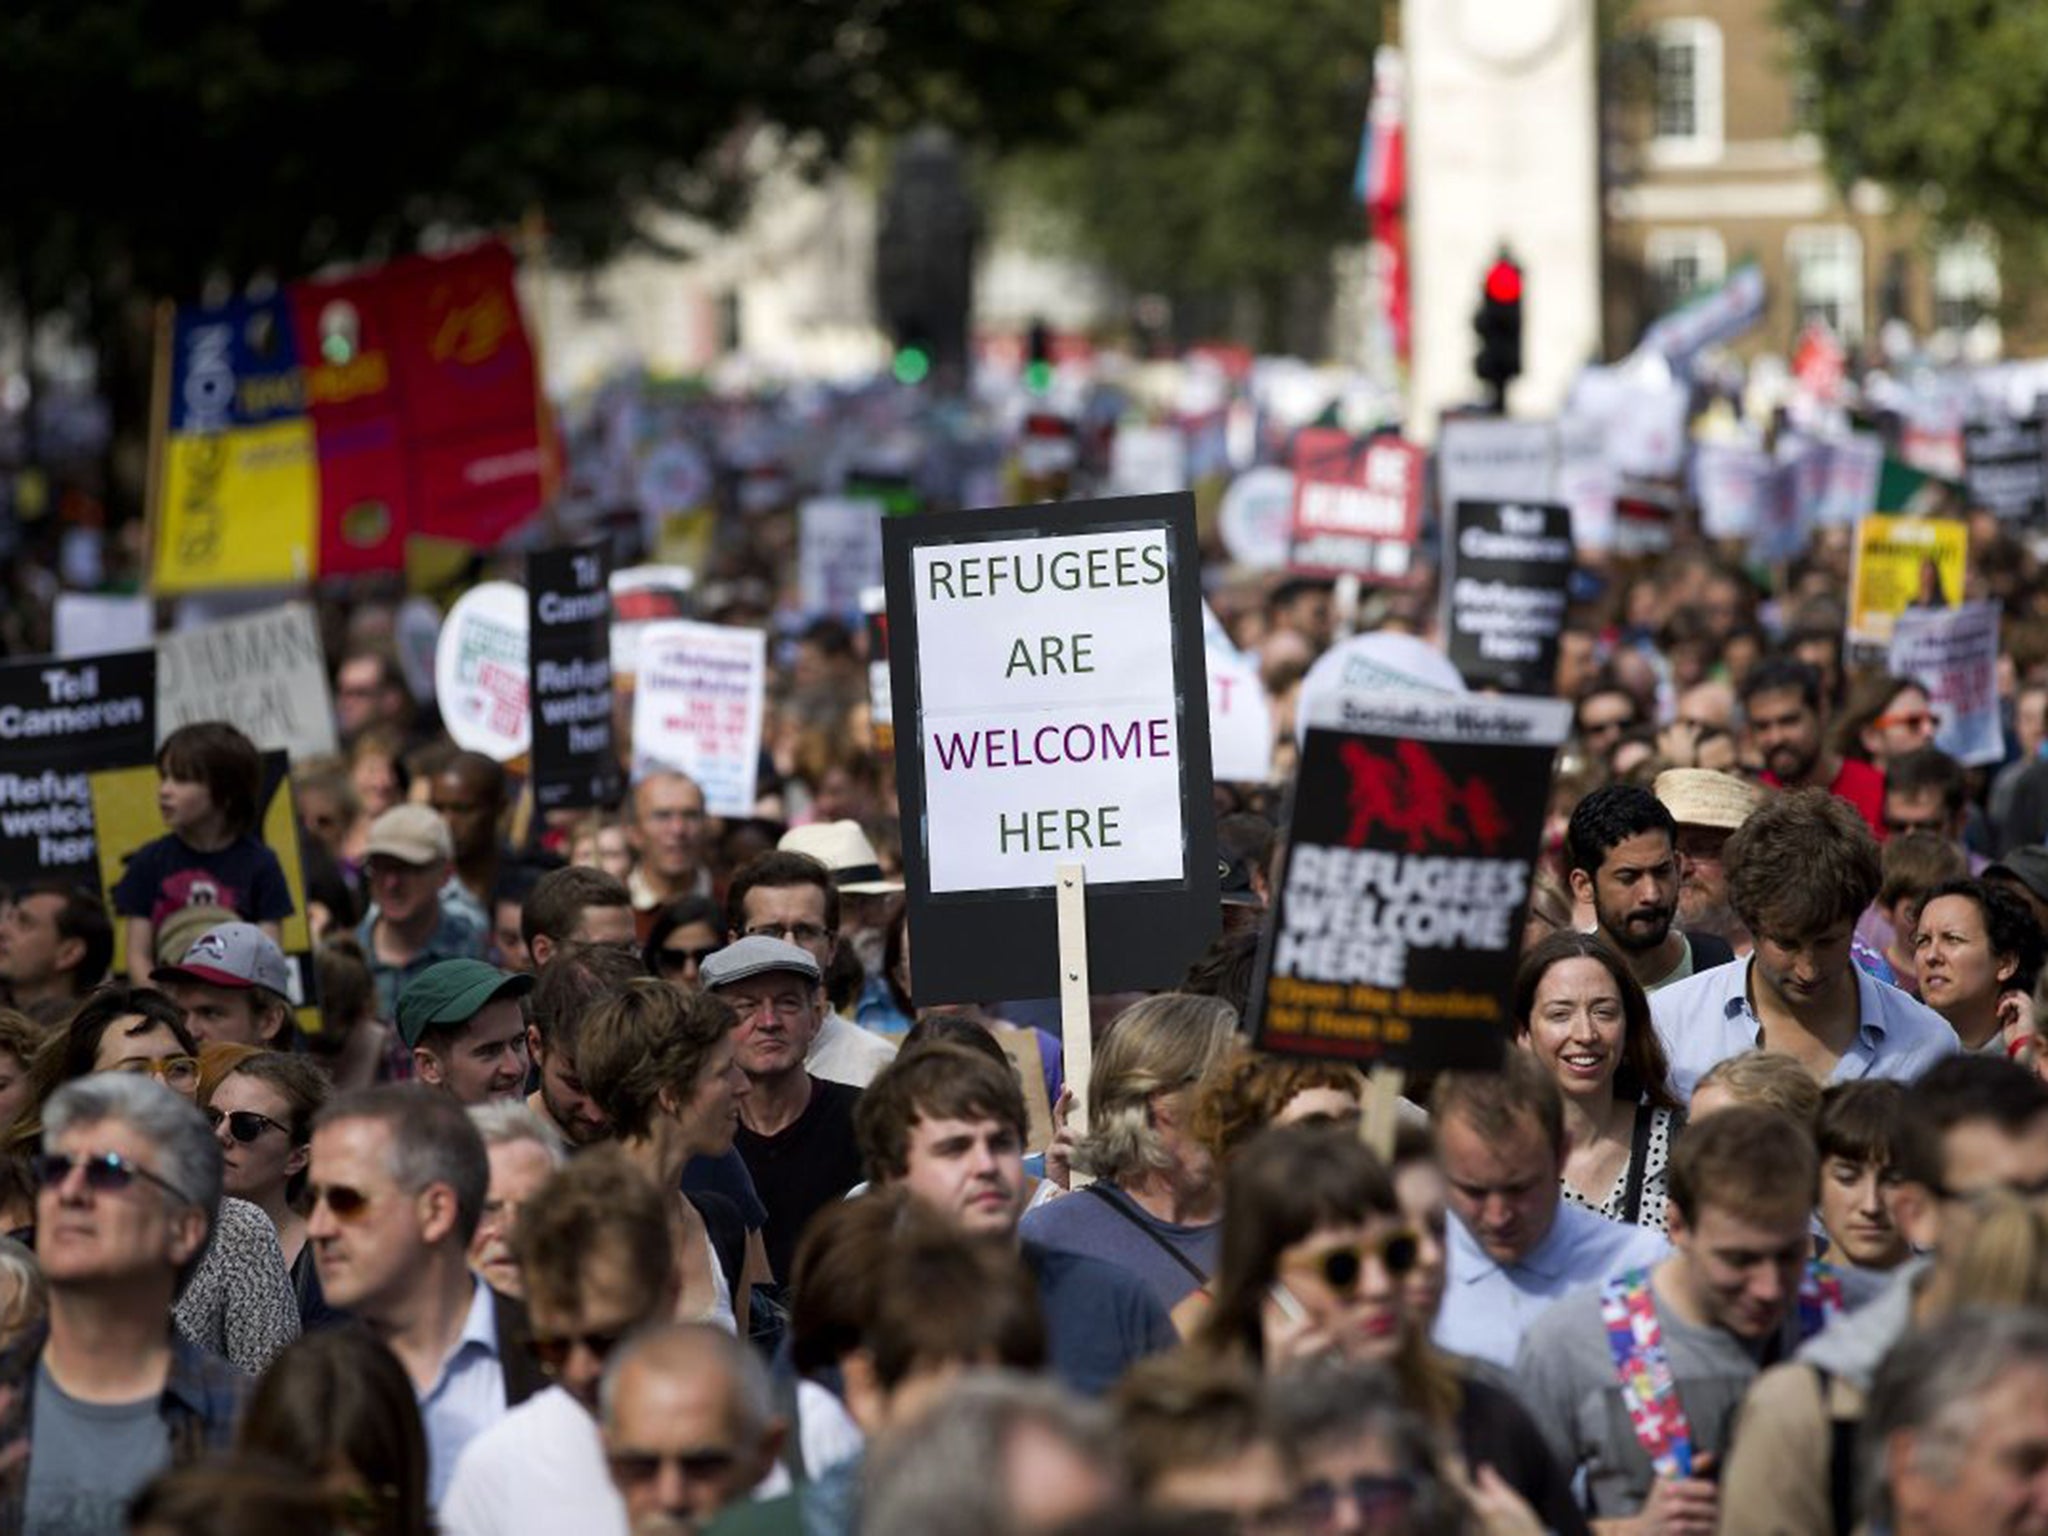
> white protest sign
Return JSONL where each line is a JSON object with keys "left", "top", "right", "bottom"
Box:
{"left": 157, "top": 602, "right": 338, "bottom": 761}
{"left": 1296, "top": 630, "right": 1467, "bottom": 743}
{"left": 1890, "top": 602, "right": 2004, "bottom": 767}
{"left": 1693, "top": 441, "right": 1773, "bottom": 541}
{"left": 798, "top": 497, "right": 885, "bottom": 617}
{"left": 1218, "top": 467, "right": 1296, "bottom": 569}
{"left": 912, "top": 529, "right": 1184, "bottom": 893}
{"left": 434, "top": 582, "right": 531, "bottom": 761}
{"left": 609, "top": 565, "right": 695, "bottom": 677}
{"left": 631, "top": 621, "right": 766, "bottom": 818}
{"left": 1110, "top": 425, "right": 1187, "bottom": 495}
{"left": 1816, "top": 434, "right": 1883, "bottom": 525}
{"left": 1208, "top": 647, "right": 1272, "bottom": 783}
{"left": 55, "top": 594, "right": 153, "bottom": 659}
{"left": 1436, "top": 418, "right": 1558, "bottom": 508}
{"left": 1556, "top": 417, "right": 1617, "bottom": 553}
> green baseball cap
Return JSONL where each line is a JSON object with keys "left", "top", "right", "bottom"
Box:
{"left": 396, "top": 958, "right": 535, "bottom": 1048}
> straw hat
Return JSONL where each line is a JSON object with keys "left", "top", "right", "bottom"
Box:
{"left": 1654, "top": 768, "right": 1766, "bottom": 831}
{"left": 778, "top": 820, "right": 903, "bottom": 895}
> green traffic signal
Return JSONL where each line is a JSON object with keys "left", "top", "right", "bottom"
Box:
{"left": 893, "top": 345, "right": 932, "bottom": 385}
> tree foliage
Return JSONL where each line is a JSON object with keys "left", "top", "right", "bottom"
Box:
{"left": 1779, "top": 0, "right": 2048, "bottom": 247}
{"left": 1002, "top": 0, "right": 1379, "bottom": 345}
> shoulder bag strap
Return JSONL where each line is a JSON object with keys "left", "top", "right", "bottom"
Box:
{"left": 1082, "top": 1184, "right": 1211, "bottom": 1287}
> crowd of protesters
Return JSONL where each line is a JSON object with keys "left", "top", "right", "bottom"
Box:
{"left": 6, "top": 422, "right": 2048, "bottom": 1536}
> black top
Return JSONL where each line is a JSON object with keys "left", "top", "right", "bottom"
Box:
{"left": 1456, "top": 1368, "right": 1592, "bottom": 1536}
{"left": 734, "top": 1077, "right": 865, "bottom": 1283}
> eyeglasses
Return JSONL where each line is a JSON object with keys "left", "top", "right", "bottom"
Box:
{"left": 656, "top": 944, "right": 720, "bottom": 975}
{"left": 1295, "top": 1473, "right": 1418, "bottom": 1532}
{"left": 116, "top": 1055, "right": 200, "bottom": 1092}
{"left": 606, "top": 1447, "right": 738, "bottom": 1487}
{"left": 527, "top": 1328, "right": 627, "bottom": 1376}
{"left": 1291, "top": 1231, "right": 1422, "bottom": 1293}
{"left": 207, "top": 1107, "right": 290, "bottom": 1144}
{"left": 308, "top": 1182, "right": 376, "bottom": 1222}
{"left": 33, "top": 1151, "right": 194, "bottom": 1206}
{"left": 741, "top": 922, "right": 831, "bottom": 948}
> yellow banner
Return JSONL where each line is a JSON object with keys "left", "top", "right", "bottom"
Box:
{"left": 1849, "top": 515, "right": 1969, "bottom": 646}
{"left": 153, "top": 420, "right": 318, "bottom": 593}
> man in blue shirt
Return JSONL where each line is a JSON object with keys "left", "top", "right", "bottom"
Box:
{"left": 1431, "top": 1052, "right": 1669, "bottom": 1370}
{"left": 307, "top": 1085, "right": 545, "bottom": 1506}
{"left": 1652, "top": 787, "right": 1958, "bottom": 1103}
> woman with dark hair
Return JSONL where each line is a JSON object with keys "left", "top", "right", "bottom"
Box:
{"left": 204, "top": 1049, "right": 341, "bottom": 1328}
{"left": 1914, "top": 875, "right": 2048, "bottom": 1052}
{"left": 641, "top": 893, "right": 725, "bottom": 994}
{"left": 239, "top": 1327, "right": 432, "bottom": 1536}
{"left": 1834, "top": 672, "right": 1937, "bottom": 771}
{"left": 1512, "top": 932, "right": 1684, "bottom": 1233}
{"left": 1198, "top": 1124, "right": 1586, "bottom": 1536}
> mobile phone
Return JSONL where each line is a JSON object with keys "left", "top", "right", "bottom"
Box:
{"left": 1267, "top": 1281, "right": 1309, "bottom": 1327}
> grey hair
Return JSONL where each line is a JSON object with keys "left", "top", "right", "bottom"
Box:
{"left": 859, "top": 1370, "right": 1124, "bottom": 1536}
{"left": 43, "top": 1074, "right": 224, "bottom": 1287}
{"left": 598, "top": 1322, "right": 775, "bottom": 1443}
{"left": 316, "top": 1085, "right": 489, "bottom": 1247}
{"left": 466, "top": 1101, "right": 567, "bottom": 1167}
{"left": 1860, "top": 1307, "right": 2048, "bottom": 1527}
{"left": 0, "top": 1236, "right": 46, "bottom": 1335}
{"left": 1072, "top": 993, "right": 1239, "bottom": 1186}
{"left": 1267, "top": 1363, "right": 1462, "bottom": 1535}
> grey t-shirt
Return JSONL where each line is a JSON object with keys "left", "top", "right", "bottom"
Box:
{"left": 1513, "top": 1274, "right": 1792, "bottom": 1518}
{"left": 1018, "top": 1183, "right": 1218, "bottom": 1311}
{"left": 24, "top": 1360, "right": 170, "bottom": 1536}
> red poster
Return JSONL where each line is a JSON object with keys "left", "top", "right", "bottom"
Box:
{"left": 1287, "top": 429, "right": 1424, "bottom": 584}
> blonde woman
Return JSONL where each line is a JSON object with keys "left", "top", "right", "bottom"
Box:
{"left": 1018, "top": 993, "right": 1238, "bottom": 1318}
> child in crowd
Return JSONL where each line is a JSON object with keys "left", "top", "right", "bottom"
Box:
{"left": 114, "top": 721, "right": 293, "bottom": 983}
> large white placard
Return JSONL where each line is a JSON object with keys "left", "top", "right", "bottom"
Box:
{"left": 913, "top": 528, "right": 1185, "bottom": 892}
{"left": 157, "top": 601, "right": 338, "bottom": 761}
{"left": 434, "top": 582, "right": 531, "bottom": 762}
{"left": 798, "top": 497, "right": 885, "bottom": 617}
{"left": 632, "top": 621, "right": 767, "bottom": 818}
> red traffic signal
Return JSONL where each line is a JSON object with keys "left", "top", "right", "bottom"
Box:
{"left": 1484, "top": 259, "right": 1523, "bottom": 305}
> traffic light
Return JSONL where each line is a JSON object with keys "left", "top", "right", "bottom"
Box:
{"left": 1474, "top": 253, "right": 1523, "bottom": 411}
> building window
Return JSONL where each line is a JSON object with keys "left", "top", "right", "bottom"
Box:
{"left": 1650, "top": 20, "right": 1724, "bottom": 164}
{"left": 1787, "top": 226, "right": 1864, "bottom": 341}
{"left": 1932, "top": 236, "right": 1999, "bottom": 334}
{"left": 1644, "top": 230, "right": 1727, "bottom": 315}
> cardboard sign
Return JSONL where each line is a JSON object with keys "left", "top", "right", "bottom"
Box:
{"left": 0, "top": 650, "right": 157, "bottom": 885}
{"left": 1890, "top": 602, "right": 2004, "bottom": 767}
{"left": 1247, "top": 693, "right": 1568, "bottom": 1071}
{"left": 1287, "top": 430, "right": 1425, "bottom": 584}
{"left": 1444, "top": 501, "right": 1574, "bottom": 694}
{"left": 156, "top": 601, "right": 338, "bottom": 763}
{"left": 1848, "top": 516, "right": 1970, "bottom": 647}
{"left": 435, "top": 581, "right": 531, "bottom": 761}
{"left": 1963, "top": 417, "right": 2047, "bottom": 522}
{"left": 1436, "top": 418, "right": 1557, "bottom": 510}
{"left": 527, "top": 545, "right": 619, "bottom": 813}
{"left": 798, "top": 497, "right": 886, "bottom": 618}
{"left": 631, "top": 621, "right": 766, "bottom": 819}
{"left": 883, "top": 493, "right": 1219, "bottom": 1002}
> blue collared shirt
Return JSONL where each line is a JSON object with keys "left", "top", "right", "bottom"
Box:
{"left": 420, "top": 1276, "right": 509, "bottom": 1509}
{"left": 358, "top": 899, "right": 489, "bottom": 1022}
{"left": 1650, "top": 957, "right": 1959, "bottom": 1104}
{"left": 1432, "top": 1202, "right": 1670, "bottom": 1370}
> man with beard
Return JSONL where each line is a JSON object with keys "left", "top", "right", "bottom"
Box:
{"left": 1742, "top": 656, "right": 1885, "bottom": 836}
{"left": 1566, "top": 785, "right": 1735, "bottom": 993}
{"left": 1655, "top": 769, "right": 1765, "bottom": 958}
{"left": 1651, "top": 789, "right": 1957, "bottom": 1104}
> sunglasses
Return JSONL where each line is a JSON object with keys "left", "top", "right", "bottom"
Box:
{"left": 207, "top": 1107, "right": 291, "bottom": 1144}
{"left": 33, "top": 1150, "right": 193, "bottom": 1206}
{"left": 1873, "top": 710, "right": 1934, "bottom": 733}
{"left": 655, "top": 944, "right": 720, "bottom": 975}
{"left": 526, "top": 1328, "right": 627, "bottom": 1376}
{"left": 1295, "top": 1231, "right": 1422, "bottom": 1293}
{"left": 606, "top": 1447, "right": 738, "bottom": 1487}
{"left": 117, "top": 1055, "right": 200, "bottom": 1092}
{"left": 1296, "top": 1472, "right": 1418, "bottom": 1531}
{"left": 307, "top": 1182, "right": 376, "bottom": 1221}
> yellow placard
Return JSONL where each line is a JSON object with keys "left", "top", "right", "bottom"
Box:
{"left": 153, "top": 420, "right": 318, "bottom": 593}
{"left": 1848, "top": 515, "right": 1969, "bottom": 647}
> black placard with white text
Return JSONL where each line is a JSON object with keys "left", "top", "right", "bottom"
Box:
{"left": 1444, "top": 500, "right": 1574, "bottom": 694}
{"left": 527, "top": 544, "right": 620, "bottom": 813}
{"left": 0, "top": 649, "right": 157, "bottom": 885}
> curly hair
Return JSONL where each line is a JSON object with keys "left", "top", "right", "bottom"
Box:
{"left": 1188, "top": 1044, "right": 1367, "bottom": 1163}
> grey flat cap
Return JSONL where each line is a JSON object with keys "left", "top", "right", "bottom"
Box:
{"left": 699, "top": 934, "right": 822, "bottom": 990}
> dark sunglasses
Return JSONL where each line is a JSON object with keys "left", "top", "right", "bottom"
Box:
{"left": 1296, "top": 1472, "right": 1418, "bottom": 1529}
{"left": 655, "top": 944, "right": 720, "bottom": 975}
{"left": 1304, "top": 1231, "right": 1421, "bottom": 1293}
{"left": 606, "top": 1447, "right": 738, "bottom": 1487}
{"left": 307, "top": 1182, "right": 375, "bottom": 1221}
{"left": 526, "top": 1329, "right": 626, "bottom": 1376}
{"left": 206, "top": 1107, "right": 290, "bottom": 1144}
{"left": 32, "top": 1151, "right": 192, "bottom": 1205}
